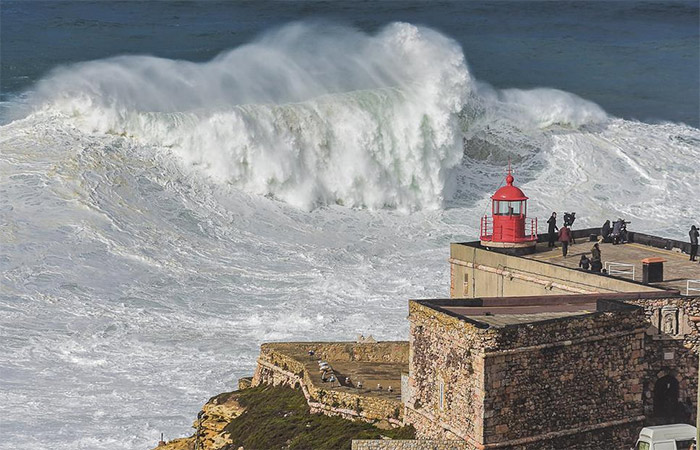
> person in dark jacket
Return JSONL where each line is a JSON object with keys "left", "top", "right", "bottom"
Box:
{"left": 619, "top": 220, "right": 629, "bottom": 243}
{"left": 563, "top": 212, "right": 577, "bottom": 243}
{"left": 590, "top": 243, "right": 602, "bottom": 272}
{"left": 547, "top": 212, "right": 558, "bottom": 247}
{"left": 558, "top": 225, "right": 572, "bottom": 257}
{"left": 578, "top": 254, "right": 590, "bottom": 270}
{"left": 690, "top": 225, "right": 699, "bottom": 261}
{"left": 601, "top": 220, "right": 612, "bottom": 242}
{"left": 611, "top": 218, "right": 625, "bottom": 244}
{"left": 563, "top": 212, "right": 576, "bottom": 227}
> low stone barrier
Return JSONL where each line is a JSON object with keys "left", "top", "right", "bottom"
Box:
{"left": 352, "top": 440, "right": 474, "bottom": 450}
{"left": 251, "top": 342, "right": 407, "bottom": 426}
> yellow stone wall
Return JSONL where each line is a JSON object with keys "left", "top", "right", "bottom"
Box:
{"left": 450, "top": 243, "right": 661, "bottom": 298}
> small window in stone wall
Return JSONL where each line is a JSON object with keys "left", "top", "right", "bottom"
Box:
{"left": 463, "top": 273, "right": 468, "bottom": 296}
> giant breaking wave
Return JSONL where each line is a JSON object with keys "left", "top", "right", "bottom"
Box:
{"left": 29, "top": 22, "right": 607, "bottom": 210}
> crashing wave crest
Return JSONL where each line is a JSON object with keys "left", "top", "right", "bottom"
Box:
{"left": 29, "top": 22, "right": 607, "bottom": 210}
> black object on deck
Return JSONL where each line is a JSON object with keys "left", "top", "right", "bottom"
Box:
{"left": 642, "top": 257, "right": 666, "bottom": 284}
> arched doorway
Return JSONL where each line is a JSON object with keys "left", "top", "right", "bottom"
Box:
{"left": 653, "top": 375, "right": 681, "bottom": 423}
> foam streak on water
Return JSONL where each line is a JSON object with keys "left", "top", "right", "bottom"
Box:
{"left": 1, "top": 22, "right": 699, "bottom": 450}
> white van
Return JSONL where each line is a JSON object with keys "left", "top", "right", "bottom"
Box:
{"left": 635, "top": 424, "right": 697, "bottom": 450}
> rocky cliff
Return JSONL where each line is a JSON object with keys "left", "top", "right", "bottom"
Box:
{"left": 153, "top": 385, "right": 414, "bottom": 450}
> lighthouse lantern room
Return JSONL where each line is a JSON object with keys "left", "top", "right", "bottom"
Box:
{"left": 480, "top": 166, "right": 538, "bottom": 253}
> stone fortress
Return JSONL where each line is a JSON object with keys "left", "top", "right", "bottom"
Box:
{"left": 248, "top": 170, "right": 699, "bottom": 450}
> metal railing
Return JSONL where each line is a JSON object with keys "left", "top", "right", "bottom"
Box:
{"left": 687, "top": 280, "right": 700, "bottom": 296}
{"left": 605, "top": 262, "right": 635, "bottom": 280}
{"left": 480, "top": 215, "right": 491, "bottom": 239}
{"left": 480, "top": 215, "right": 538, "bottom": 242}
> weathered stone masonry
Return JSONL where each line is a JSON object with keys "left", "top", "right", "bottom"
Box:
{"left": 405, "top": 301, "right": 490, "bottom": 446}
{"left": 480, "top": 315, "right": 646, "bottom": 447}
{"left": 403, "top": 297, "right": 696, "bottom": 450}
{"left": 626, "top": 296, "right": 700, "bottom": 425}
{"left": 353, "top": 440, "right": 472, "bottom": 450}
{"left": 252, "top": 342, "right": 407, "bottom": 426}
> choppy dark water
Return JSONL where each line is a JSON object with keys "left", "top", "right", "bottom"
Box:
{"left": 2, "top": 1, "right": 699, "bottom": 125}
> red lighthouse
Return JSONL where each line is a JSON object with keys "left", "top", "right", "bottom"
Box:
{"left": 480, "top": 166, "right": 538, "bottom": 253}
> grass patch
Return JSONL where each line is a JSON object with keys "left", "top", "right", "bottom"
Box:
{"left": 223, "top": 385, "right": 415, "bottom": 450}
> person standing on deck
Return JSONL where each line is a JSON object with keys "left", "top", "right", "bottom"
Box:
{"left": 590, "top": 243, "right": 602, "bottom": 272}
{"left": 547, "top": 212, "right": 558, "bottom": 247}
{"left": 611, "top": 218, "right": 626, "bottom": 244}
{"left": 690, "top": 225, "right": 699, "bottom": 261}
{"left": 564, "top": 212, "right": 577, "bottom": 243}
{"left": 601, "top": 220, "right": 612, "bottom": 243}
{"left": 558, "top": 225, "right": 572, "bottom": 257}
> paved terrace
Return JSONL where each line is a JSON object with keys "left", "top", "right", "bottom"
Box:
{"left": 435, "top": 300, "right": 597, "bottom": 327}
{"left": 264, "top": 342, "right": 406, "bottom": 402}
{"left": 415, "top": 295, "right": 642, "bottom": 328}
{"left": 524, "top": 236, "right": 699, "bottom": 294}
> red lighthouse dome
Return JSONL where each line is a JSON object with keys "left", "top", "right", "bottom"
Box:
{"left": 493, "top": 171, "right": 527, "bottom": 202}
{"left": 480, "top": 166, "right": 538, "bottom": 253}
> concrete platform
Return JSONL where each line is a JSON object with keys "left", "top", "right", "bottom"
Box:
{"left": 525, "top": 239, "right": 700, "bottom": 294}
{"left": 264, "top": 342, "right": 406, "bottom": 402}
{"left": 311, "top": 360, "right": 404, "bottom": 401}
{"left": 439, "top": 302, "right": 598, "bottom": 327}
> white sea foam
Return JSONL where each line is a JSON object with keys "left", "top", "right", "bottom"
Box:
{"left": 2, "top": 21, "right": 699, "bottom": 450}
{"left": 30, "top": 23, "right": 473, "bottom": 210}
{"left": 27, "top": 22, "right": 613, "bottom": 211}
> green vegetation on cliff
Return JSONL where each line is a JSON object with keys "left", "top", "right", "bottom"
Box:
{"left": 221, "top": 385, "right": 415, "bottom": 450}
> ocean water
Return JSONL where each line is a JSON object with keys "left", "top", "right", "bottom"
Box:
{"left": 1, "top": 2, "right": 699, "bottom": 449}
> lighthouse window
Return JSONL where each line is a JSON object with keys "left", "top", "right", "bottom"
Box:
{"left": 494, "top": 201, "right": 522, "bottom": 216}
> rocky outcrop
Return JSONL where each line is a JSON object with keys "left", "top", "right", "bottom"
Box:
{"left": 154, "top": 384, "right": 415, "bottom": 450}
{"left": 154, "top": 391, "right": 246, "bottom": 450}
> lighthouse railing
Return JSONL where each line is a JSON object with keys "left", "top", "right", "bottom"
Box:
{"left": 529, "top": 217, "right": 538, "bottom": 241}
{"left": 480, "top": 215, "right": 492, "bottom": 240}
{"left": 481, "top": 215, "right": 538, "bottom": 242}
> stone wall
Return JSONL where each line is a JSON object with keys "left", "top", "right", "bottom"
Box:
{"left": 406, "top": 293, "right": 699, "bottom": 449}
{"left": 352, "top": 440, "right": 474, "bottom": 450}
{"left": 258, "top": 341, "right": 409, "bottom": 363}
{"left": 483, "top": 301, "right": 648, "bottom": 352}
{"left": 406, "top": 301, "right": 491, "bottom": 444}
{"left": 252, "top": 342, "right": 405, "bottom": 427}
{"left": 352, "top": 427, "right": 641, "bottom": 450}
{"left": 406, "top": 298, "right": 653, "bottom": 449}
{"left": 482, "top": 323, "right": 646, "bottom": 445}
{"left": 309, "top": 385, "right": 402, "bottom": 426}
{"left": 500, "top": 422, "right": 640, "bottom": 450}
{"left": 252, "top": 344, "right": 307, "bottom": 387}
{"left": 625, "top": 295, "right": 700, "bottom": 425}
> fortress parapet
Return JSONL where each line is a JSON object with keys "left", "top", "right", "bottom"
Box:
{"left": 251, "top": 341, "right": 408, "bottom": 427}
